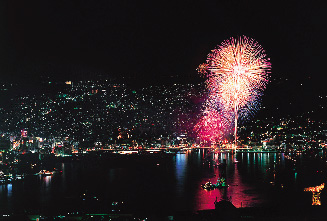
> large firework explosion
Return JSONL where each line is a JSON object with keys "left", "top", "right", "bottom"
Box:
{"left": 197, "top": 36, "right": 271, "bottom": 147}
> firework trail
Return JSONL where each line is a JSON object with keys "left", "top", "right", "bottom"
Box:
{"left": 198, "top": 36, "right": 271, "bottom": 147}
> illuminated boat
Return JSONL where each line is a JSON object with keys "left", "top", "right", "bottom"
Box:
{"left": 201, "top": 182, "right": 216, "bottom": 190}
{"left": 215, "top": 177, "right": 228, "bottom": 188}
{"left": 38, "top": 170, "right": 53, "bottom": 176}
{"left": 177, "top": 150, "right": 187, "bottom": 154}
{"left": 0, "top": 177, "right": 12, "bottom": 184}
{"left": 201, "top": 177, "right": 228, "bottom": 190}
{"left": 15, "top": 174, "right": 25, "bottom": 180}
{"left": 0, "top": 171, "right": 13, "bottom": 184}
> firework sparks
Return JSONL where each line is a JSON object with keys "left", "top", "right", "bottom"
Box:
{"left": 197, "top": 63, "right": 209, "bottom": 76}
{"left": 198, "top": 36, "right": 271, "bottom": 147}
{"left": 194, "top": 107, "right": 226, "bottom": 143}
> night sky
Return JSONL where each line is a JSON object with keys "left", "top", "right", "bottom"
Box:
{"left": 0, "top": 0, "right": 326, "bottom": 118}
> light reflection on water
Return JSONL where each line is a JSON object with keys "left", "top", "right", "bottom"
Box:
{"left": 0, "top": 150, "right": 323, "bottom": 213}
{"left": 43, "top": 176, "right": 52, "bottom": 188}
{"left": 175, "top": 153, "right": 187, "bottom": 197}
{"left": 193, "top": 151, "right": 285, "bottom": 210}
{"left": 195, "top": 152, "right": 261, "bottom": 210}
{"left": 39, "top": 175, "right": 53, "bottom": 210}
{"left": 7, "top": 184, "right": 12, "bottom": 197}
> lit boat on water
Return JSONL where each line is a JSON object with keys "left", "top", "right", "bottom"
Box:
{"left": 0, "top": 171, "right": 25, "bottom": 184}
{"left": 201, "top": 182, "right": 216, "bottom": 190}
{"left": 0, "top": 177, "right": 12, "bottom": 184}
{"left": 15, "top": 174, "right": 24, "bottom": 180}
{"left": 177, "top": 150, "right": 187, "bottom": 154}
{"left": 38, "top": 170, "right": 53, "bottom": 176}
{"left": 201, "top": 177, "right": 228, "bottom": 190}
{"left": 0, "top": 171, "right": 12, "bottom": 184}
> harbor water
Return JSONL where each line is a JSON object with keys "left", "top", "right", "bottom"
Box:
{"left": 0, "top": 150, "right": 326, "bottom": 213}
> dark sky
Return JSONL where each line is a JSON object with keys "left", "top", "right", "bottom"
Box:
{"left": 0, "top": 0, "right": 326, "bottom": 117}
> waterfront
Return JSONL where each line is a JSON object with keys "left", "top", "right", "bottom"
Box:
{"left": 0, "top": 150, "right": 326, "bottom": 214}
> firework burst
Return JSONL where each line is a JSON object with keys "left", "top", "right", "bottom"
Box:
{"left": 194, "top": 107, "right": 227, "bottom": 143}
{"left": 198, "top": 36, "right": 271, "bottom": 147}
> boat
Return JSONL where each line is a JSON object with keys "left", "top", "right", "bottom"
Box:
{"left": 177, "top": 150, "right": 187, "bottom": 154}
{"left": 0, "top": 171, "right": 14, "bottom": 184}
{"left": 201, "top": 177, "right": 228, "bottom": 190}
{"left": 0, "top": 177, "right": 12, "bottom": 185}
{"left": 14, "top": 174, "right": 25, "bottom": 180}
{"left": 215, "top": 177, "right": 228, "bottom": 188}
{"left": 201, "top": 182, "right": 216, "bottom": 190}
{"left": 38, "top": 170, "right": 54, "bottom": 176}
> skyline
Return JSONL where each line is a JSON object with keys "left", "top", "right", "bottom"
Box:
{"left": 0, "top": 79, "right": 326, "bottom": 144}
{"left": 0, "top": 1, "right": 326, "bottom": 118}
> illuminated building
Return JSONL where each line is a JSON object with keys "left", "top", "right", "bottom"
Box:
{"left": 21, "top": 129, "right": 28, "bottom": 138}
